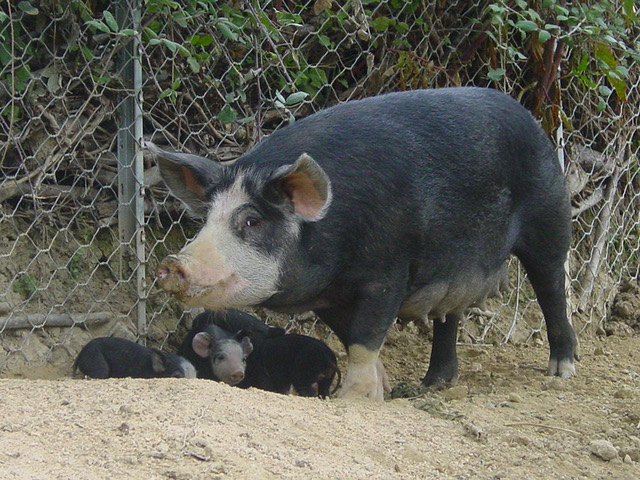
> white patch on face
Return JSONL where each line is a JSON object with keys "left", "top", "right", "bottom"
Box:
{"left": 174, "top": 175, "right": 284, "bottom": 309}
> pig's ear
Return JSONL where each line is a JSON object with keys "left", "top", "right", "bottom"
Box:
{"left": 240, "top": 336, "right": 254, "bottom": 356}
{"left": 271, "top": 153, "right": 332, "bottom": 221}
{"left": 192, "top": 332, "right": 213, "bottom": 358}
{"left": 147, "top": 142, "right": 222, "bottom": 218}
{"left": 150, "top": 349, "right": 168, "bottom": 373}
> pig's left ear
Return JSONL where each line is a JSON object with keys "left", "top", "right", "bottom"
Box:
{"left": 150, "top": 349, "right": 168, "bottom": 374}
{"left": 147, "top": 142, "right": 222, "bottom": 218}
{"left": 270, "top": 153, "right": 332, "bottom": 221}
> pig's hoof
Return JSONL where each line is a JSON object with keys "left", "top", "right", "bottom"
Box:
{"left": 547, "top": 357, "right": 576, "bottom": 379}
{"left": 421, "top": 364, "right": 458, "bottom": 389}
{"left": 339, "top": 362, "right": 383, "bottom": 401}
{"left": 419, "top": 376, "right": 458, "bottom": 393}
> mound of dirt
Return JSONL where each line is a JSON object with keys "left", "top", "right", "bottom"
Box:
{"left": 1, "top": 333, "right": 639, "bottom": 479}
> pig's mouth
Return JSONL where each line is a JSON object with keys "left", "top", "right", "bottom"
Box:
{"left": 172, "top": 275, "right": 245, "bottom": 308}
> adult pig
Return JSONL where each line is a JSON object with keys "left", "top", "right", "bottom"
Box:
{"left": 151, "top": 87, "right": 577, "bottom": 400}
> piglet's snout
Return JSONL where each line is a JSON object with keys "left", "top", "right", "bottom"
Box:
{"left": 228, "top": 370, "right": 245, "bottom": 385}
{"left": 157, "top": 255, "right": 189, "bottom": 293}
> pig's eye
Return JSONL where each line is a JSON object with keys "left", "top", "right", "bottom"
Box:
{"left": 215, "top": 354, "right": 226, "bottom": 362}
{"left": 245, "top": 217, "right": 261, "bottom": 228}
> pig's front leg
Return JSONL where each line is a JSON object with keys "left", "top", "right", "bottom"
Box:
{"left": 337, "top": 283, "right": 404, "bottom": 400}
{"left": 339, "top": 344, "right": 383, "bottom": 400}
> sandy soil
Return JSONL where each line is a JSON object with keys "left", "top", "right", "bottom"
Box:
{"left": 1, "top": 328, "right": 639, "bottom": 479}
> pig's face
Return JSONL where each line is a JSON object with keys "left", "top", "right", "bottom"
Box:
{"left": 151, "top": 144, "right": 331, "bottom": 309}
{"left": 192, "top": 332, "right": 254, "bottom": 385}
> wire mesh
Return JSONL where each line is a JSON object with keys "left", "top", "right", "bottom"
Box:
{"left": 0, "top": 0, "right": 638, "bottom": 376}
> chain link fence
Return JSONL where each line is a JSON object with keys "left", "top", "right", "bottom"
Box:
{"left": 0, "top": 0, "right": 638, "bottom": 376}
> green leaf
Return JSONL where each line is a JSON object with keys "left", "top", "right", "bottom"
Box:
{"left": 159, "top": 88, "right": 175, "bottom": 100}
{"left": 81, "top": 45, "right": 94, "bottom": 62}
{"left": 595, "top": 44, "right": 616, "bottom": 69}
{"left": 372, "top": 16, "right": 393, "bottom": 32}
{"left": 144, "top": 27, "right": 159, "bottom": 40}
{"left": 538, "top": 30, "right": 551, "bottom": 43}
{"left": 17, "top": 1, "right": 39, "bottom": 15}
{"left": 488, "top": 68, "right": 505, "bottom": 81}
{"left": 285, "top": 91, "right": 308, "bottom": 105}
{"left": 118, "top": 29, "right": 137, "bottom": 36}
{"left": 218, "top": 105, "right": 237, "bottom": 123}
{"left": 103, "top": 11, "right": 119, "bottom": 32}
{"left": 217, "top": 22, "right": 238, "bottom": 41}
{"left": 515, "top": 20, "right": 538, "bottom": 33}
{"left": 598, "top": 85, "right": 612, "bottom": 96}
{"left": 317, "top": 34, "right": 332, "bottom": 48}
{"left": 149, "top": 38, "right": 190, "bottom": 57}
{"left": 86, "top": 20, "right": 111, "bottom": 34}
{"left": 0, "top": 12, "right": 9, "bottom": 22}
{"left": 190, "top": 34, "right": 213, "bottom": 47}
{"left": 187, "top": 56, "right": 200, "bottom": 73}
{"left": 623, "top": 0, "right": 638, "bottom": 22}
{"left": 597, "top": 97, "right": 607, "bottom": 111}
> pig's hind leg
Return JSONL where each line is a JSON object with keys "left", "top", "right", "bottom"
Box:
{"left": 514, "top": 202, "right": 577, "bottom": 378}
{"left": 76, "top": 352, "right": 111, "bottom": 379}
{"left": 421, "top": 312, "right": 461, "bottom": 388}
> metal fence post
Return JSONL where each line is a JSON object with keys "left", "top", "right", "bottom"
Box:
{"left": 116, "top": 0, "right": 146, "bottom": 343}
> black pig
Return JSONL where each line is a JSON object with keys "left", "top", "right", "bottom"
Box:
{"left": 152, "top": 87, "right": 577, "bottom": 400}
{"left": 73, "top": 337, "right": 196, "bottom": 379}
{"left": 242, "top": 333, "right": 341, "bottom": 398}
{"left": 193, "top": 309, "right": 285, "bottom": 343}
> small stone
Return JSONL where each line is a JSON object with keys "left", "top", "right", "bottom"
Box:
{"left": 544, "top": 378, "right": 567, "bottom": 391}
{"left": 620, "top": 447, "right": 640, "bottom": 462}
{"left": 469, "top": 362, "right": 483, "bottom": 372}
{"left": 594, "top": 346, "right": 607, "bottom": 356}
{"left": 624, "top": 455, "right": 633, "bottom": 464}
{"left": 614, "top": 386, "right": 634, "bottom": 399}
{"left": 443, "top": 385, "right": 468, "bottom": 401}
{"left": 507, "top": 393, "right": 522, "bottom": 403}
{"left": 590, "top": 440, "right": 618, "bottom": 461}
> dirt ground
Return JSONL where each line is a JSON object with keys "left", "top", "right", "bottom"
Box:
{"left": 1, "top": 323, "right": 639, "bottom": 480}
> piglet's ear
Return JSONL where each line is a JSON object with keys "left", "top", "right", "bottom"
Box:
{"left": 240, "top": 336, "right": 254, "bottom": 356}
{"left": 150, "top": 349, "right": 168, "bottom": 374}
{"left": 271, "top": 153, "right": 332, "bottom": 221}
{"left": 192, "top": 332, "right": 213, "bottom": 358}
{"left": 147, "top": 142, "right": 222, "bottom": 218}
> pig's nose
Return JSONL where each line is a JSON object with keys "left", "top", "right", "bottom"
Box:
{"left": 157, "top": 255, "right": 189, "bottom": 293}
{"left": 228, "top": 370, "right": 245, "bottom": 384}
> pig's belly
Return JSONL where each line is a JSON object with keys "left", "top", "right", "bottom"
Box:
{"left": 399, "top": 265, "right": 507, "bottom": 320}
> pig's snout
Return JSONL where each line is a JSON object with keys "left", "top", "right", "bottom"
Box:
{"left": 157, "top": 256, "right": 189, "bottom": 293}
{"left": 227, "top": 370, "right": 245, "bottom": 385}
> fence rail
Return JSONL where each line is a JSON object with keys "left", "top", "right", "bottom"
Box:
{"left": 0, "top": 0, "right": 638, "bottom": 376}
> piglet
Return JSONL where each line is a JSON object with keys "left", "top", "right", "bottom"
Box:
{"left": 244, "top": 333, "right": 341, "bottom": 398}
{"left": 179, "top": 323, "right": 253, "bottom": 385}
{"left": 73, "top": 337, "right": 196, "bottom": 379}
